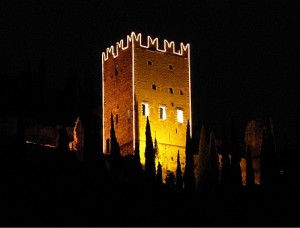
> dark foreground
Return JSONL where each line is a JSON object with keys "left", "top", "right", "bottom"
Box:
{"left": 1, "top": 145, "right": 300, "bottom": 226}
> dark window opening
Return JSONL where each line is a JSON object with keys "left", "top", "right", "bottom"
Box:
{"left": 116, "top": 114, "right": 118, "bottom": 124}
{"left": 176, "top": 129, "right": 177, "bottom": 134}
{"left": 142, "top": 103, "right": 149, "bottom": 116}
{"left": 169, "top": 64, "right": 173, "bottom": 70}
{"left": 115, "top": 65, "right": 119, "bottom": 76}
{"left": 159, "top": 107, "right": 163, "bottom": 119}
{"left": 148, "top": 60, "right": 152, "bottom": 65}
{"left": 142, "top": 104, "right": 146, "bottom": 116}
{"left": 171, "top": 102, "right": 174, "bottom": 106}
{"left": 180, "top": 90, "right": 183, "bottom": 95}
{"left": 152, "top": 84, "right": 156, "bottom": 90}
{"left": 169, "top": 88, "right": 173, "bottom": 94}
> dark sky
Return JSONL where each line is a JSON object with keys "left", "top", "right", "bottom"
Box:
{"left": 1, "top": 0, "right": 299, "bottom": 149}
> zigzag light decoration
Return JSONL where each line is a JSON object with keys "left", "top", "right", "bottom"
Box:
{"left": 102, "top": 32, "right": 190, "bottom": 61}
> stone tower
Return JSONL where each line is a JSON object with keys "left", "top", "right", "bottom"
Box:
{"left": 102, "top": 32, "right": 191, "bottom": 178}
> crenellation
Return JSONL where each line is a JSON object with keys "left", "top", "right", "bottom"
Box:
{"left": 102, "top": 32, "right": 190, "bottom": 62}
{"left": 147, "top": 36, "right": 159, "bottom": 49}
{"left": 164, "top": 40, "right": 176, "bottom": 54}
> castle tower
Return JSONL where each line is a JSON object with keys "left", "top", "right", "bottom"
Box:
{"left": 102, "top": 32, "right": 192, "bottom": 178}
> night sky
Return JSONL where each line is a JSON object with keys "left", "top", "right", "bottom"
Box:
{"left": 1, "top": 0, "right": 299, "bottom": 149}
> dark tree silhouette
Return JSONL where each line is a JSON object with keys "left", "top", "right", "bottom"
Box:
{"left": 176, "top": 150, "right": 183, "bottom": 191}
{"left": 183, "top": 120, "right": 195, "bottom": 192}
{"left": 132, "top": 96, "right": 143, "bottom": 182}
{"left": 260, "top": 116, "right": 281, "bottom": 189}
{"left": 246, "top": 144, "right": 255, "bottom": 188}
{"left": 156, "top": 161, "right": 163, "bottom": 187}
{"left": 81, "top": 111, "right": 105, "bottom": 172}
{"left": 57, "top": 125, "right": 72, "bottom": 162}
{"left": 198, "top": 125, "right": 209, "bottom": 192}
{"left": 133, "top": 140, "right": 143, "bottom": 182}
{"left": 154, "top": 137, "right": 159, "bottom": 158}
{"left": 230, "top": 116, "right": 242, "bottom": 189}
{"left": 109, "top": 113, "right": 121, "bottom": 179}
{"left": 144, "top": 116, "right": 156, "bottom": 182}
{"left": 165, "top": 171, "right": 176, "bottom": 188}
{"left": 209, "top": 131, "right": 219, "bottom": 191}
{"left": 221, "top": 128, "right": 231, "bottom": 188}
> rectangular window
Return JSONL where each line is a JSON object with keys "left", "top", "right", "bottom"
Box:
{"left": 177, "top": 109, "right": 183, "bottom": 123}
{"left": 159, "top": 106, "right": 166, "bottom": 120}
{"left": 142, "top": 103, "right": 149, "bottom": 116}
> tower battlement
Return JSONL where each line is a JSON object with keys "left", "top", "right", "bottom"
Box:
{"left": 102, "top": 32, "right": 190, "bottom": 61}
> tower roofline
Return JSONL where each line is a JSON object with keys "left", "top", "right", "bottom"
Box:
{"left": 102, "top": 32, "right": 190, "bottom": 61}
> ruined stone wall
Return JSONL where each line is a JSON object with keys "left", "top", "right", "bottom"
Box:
{"left": 245, "top": 119, "right": 264, "bottom": 185}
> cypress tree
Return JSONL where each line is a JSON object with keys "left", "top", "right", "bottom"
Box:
{"left": 165, "top": 171, "right": 176, "bottom": 188}
{"left": 176, "top": 150, "right": 183, "bottom": 191}
{"left": 57, "top": 125, "right": 71, "bottom": 161}
{"left": 133, "top": 140, "right": 143, "bottom": 181}
{"left": 110, "top": 113, "right": 121, "bottom": 179}
{"left": 230, "top": 116, "right": 242, "bottom": 189}
{"left": 260, "top": 116, "right": 281, "bottom": 189}
{"left": 209, "top": 131, "right": 219, "bottom": 191}
{"left": 183, "top": 120, "right": 195, "bottom": 192}
{"left": 246, "top": 144, "right": 255, "bottom": 188}
{"left": 221, "top": 128, "right": 231, "bottom": 188}
{"left": 154, "top": 137, "right": 159, "bottom": 158}
{"left": 144, "top": 116, "right": 156, "bottom": 182}
{"left": 156, "top": 161, "right": 163, "bottom": 187}
{"left": 198, "top": 125, "right": 209, "bottom": 192}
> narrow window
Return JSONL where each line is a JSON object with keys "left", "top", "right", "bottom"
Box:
{"left": 177, "top": 109, "right": 183, "bottom": 123}
{"left": 169, "top": 64, "right": 173, "bottom": 70}
{"left": 180, "top": 90, "right": 183, "bottom": 95}
{"left": 159, "top": 106, "right": 166, "bottom": 120}
{"left": 171, "top": 102, "right": 174, "bottom": 106}
{"left": 115, "top": 65, "right": 119, "bottom": 76}
{"left": 152, "top": 84, "right": 156, "bottom": 90}
{"left": 127, "top": 110, "right": 130, "bottom": 119}
{"left": 142, "top": 103, "right": 149, "bottom": 116}
{"left": 169, "top": 88, "right": 173, "bottom": 94}
{"left": 116, "top": 114, "right": 118, "bottom": 124}
{"left": 148, "top": 60, "right": 152, "bottom": 65}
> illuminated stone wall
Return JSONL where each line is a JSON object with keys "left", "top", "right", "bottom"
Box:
{"left": 134, "top": 47, "right": 190, "bottom": 178}
{"left": 102, "top": 32, "right": 191, "bottom": 178}
{"left": 102, "top": 46, "right": 133, "bottom": 156}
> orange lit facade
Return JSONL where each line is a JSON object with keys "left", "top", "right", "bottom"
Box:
{"left": 102, "top": 32, "right": 191, "bottom": 178}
